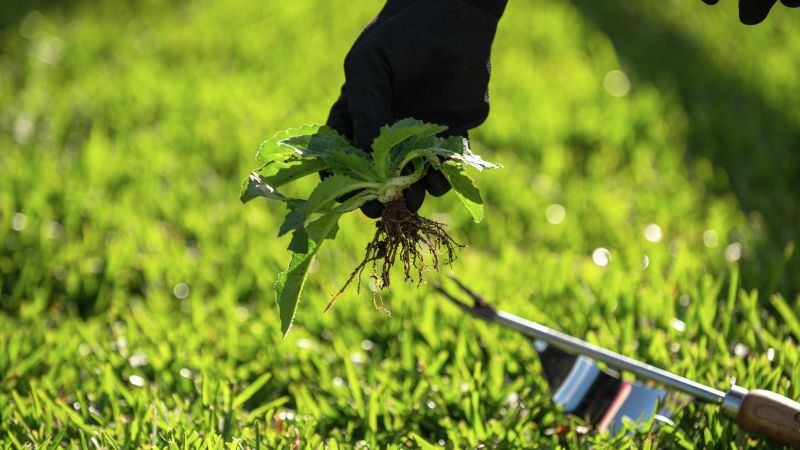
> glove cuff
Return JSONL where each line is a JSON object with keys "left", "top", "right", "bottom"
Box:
{"left": 458, "top": 0, "right": 508, "bottom": 18}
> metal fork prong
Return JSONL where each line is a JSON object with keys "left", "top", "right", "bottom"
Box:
{"left": 431, "top": 282, "right": 475, "bottom": 315}
{"left": 447, "top": 275, "right": 496, "bottom": 309}
{"left": 442, "top": 275, "right": 497, "bottom": 320}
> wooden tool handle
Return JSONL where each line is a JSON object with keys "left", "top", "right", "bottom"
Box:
{"left": 735, "top": 389, "right": 800, "bottom": 447}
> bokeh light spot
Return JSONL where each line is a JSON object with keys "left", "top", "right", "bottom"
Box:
{"left": 644, "top": 223, "right": 662, "bottom": 243}
{"left": 592, "top": 248, "right": 611, "bottom": 267}
{"left": 670, "top": 318, "right": 686, "bottom": 333}
{"left": 603, "top": 70, "right": 631, "bottom": 97}
{"left": 11, "top": 213, "right": 27, "bottom": 231}
{"left": 349, "top": 352, "right": 366, "bottom": 364}
{"left": 13, "top": 117, "right": 34, "bottom": 144}
{"left": 725, "top": 242, "right": 742, "bottom": 262}
{"left": 173, "top": 282, "right": 190, "bottom": 299}
{"left": 546, "top": 204, "right": 566, "bottom": 224}
{"left": 703, "top": 229, "right": 719, "bottom": 248}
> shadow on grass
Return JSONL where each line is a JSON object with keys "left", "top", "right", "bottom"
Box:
{"left": 0, "top": 0, "right": 83, "bottom": 32}
{"left": 572, "top": 1, "right": 800, "bottom": 296}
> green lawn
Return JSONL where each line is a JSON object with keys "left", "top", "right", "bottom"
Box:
{"left": 1, "top": 0, "right": 799, "bottom": 448}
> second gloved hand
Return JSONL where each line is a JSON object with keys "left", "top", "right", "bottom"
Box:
{"left": 700, "top": 0, "right": 799, "bottom": 25}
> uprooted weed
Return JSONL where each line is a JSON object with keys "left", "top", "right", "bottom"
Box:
{"left": 326, "top": 199, "right": 463, "bottom": 310}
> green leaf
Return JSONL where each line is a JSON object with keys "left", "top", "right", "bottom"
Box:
{"left": 326, "top": 150, "right": 380, "bottom": 181}
{"left": 280, "top": 126, "right": 360, "bottom": 159}
{"left": 455, "top": 148, "right": 501, "bottom": 171}
{"left": 278, "top": 203, "right": 306, "bottom": 237}
{"left": 440, "top": 164, "right": 484, "bottom": 223}
{"left": 278, "top": 127, "right": 379, "bottom": 181}
{"left": 388, "top": 135, "right": 440, "bottom": 174}
{"left": 371, "top": 119, "right": 448, "bottom": 153}
{"left": 371, "top": 119, "right": 448, "bottom": 178}
{"left": 258, "top": 159, "right": 327, "bottom": 188}
{"left": 440, "top": 135, "right": 469, "bottom": 153}
{"left": 287, "top": 223, "right": 310, "bottom": 254}
{"left": 453, "top": 149, "right": 500, "bottom": 171}
{"left": 329, "top": 190, "right": 378, "bottom": 214}
{"left": 240, "top": 173, "right": 292, "bottom": 204}
{"left": 304, "top": 175, "right": 373, "bottom": 222}
{"left": 434, "top": 136, "right": 501, "bottom": 171}
{"left": 275, "top": 214, "right": 341, "bottom": 336}
{"left": 393, "top": 147, "right": 441, "bottom": 173}
{"left": 256, "top": 124, "right": 323, "bottom": 163}
{"left": 387, "top": 134, "right": 500, "bottom": 176}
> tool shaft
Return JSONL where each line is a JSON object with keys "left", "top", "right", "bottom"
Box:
{"left": 495, "top": 310, "right": 726, "bottom": 404}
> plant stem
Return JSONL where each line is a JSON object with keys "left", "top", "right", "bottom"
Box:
{"left": 378, "top": 162, "right": 426, "bottom": 203}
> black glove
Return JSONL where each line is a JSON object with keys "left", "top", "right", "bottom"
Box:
{"left": 700, "top": 0, "right": 800, "bottom": 25}
{"left": 327, "top": 0, "right": 507, "bottom": 218}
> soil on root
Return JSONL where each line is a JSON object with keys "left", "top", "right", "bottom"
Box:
{"left": 325, "top": 198, "right": 463, "bottom": 311}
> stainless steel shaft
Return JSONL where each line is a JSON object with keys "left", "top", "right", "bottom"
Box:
{"left": 495, "top": 310, "right": 726, "bottom": 404}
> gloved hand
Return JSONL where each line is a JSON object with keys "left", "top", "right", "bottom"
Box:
{"left": 326, "top": 0, "right": 507, "bottom": 218}
{"left": 700, "top": 0, "right": 800, "bottom": 25}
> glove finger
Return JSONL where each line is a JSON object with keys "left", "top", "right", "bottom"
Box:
{"left": 739, "top": 0, "right": 777, "bottom": 24}
{"left": 781, "top": 0, "right": 800, "bottom": 7}
{"left": 404, "top": 181, "right": 426, "bottom": 213}
{"left": 421, "top": 168, "right": 451, "bottom": 197}
{"left": 360, "top": 199, "right": 385, "bottom": 219}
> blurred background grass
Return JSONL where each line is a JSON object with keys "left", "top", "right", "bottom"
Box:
{"left": 1, "top": 0, "right": 799, "bottom": 447}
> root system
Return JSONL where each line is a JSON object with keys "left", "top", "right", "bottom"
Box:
{"left": 325, "top": 199, "right": 463, "bottom": 310}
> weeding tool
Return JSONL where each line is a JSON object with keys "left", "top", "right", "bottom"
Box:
{"left": 434, "top": 276, "right": 800, "bottom": 447}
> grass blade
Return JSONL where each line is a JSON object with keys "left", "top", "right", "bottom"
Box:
{"left": 232, "top": 373, "right": 272, "bottom": 409}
